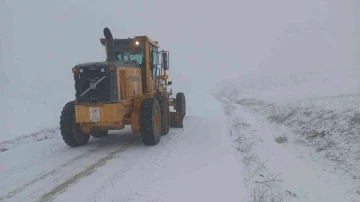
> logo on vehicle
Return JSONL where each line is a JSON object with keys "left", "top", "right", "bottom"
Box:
{"left": 90, "top": 83, "right": 96, "bottom": 89}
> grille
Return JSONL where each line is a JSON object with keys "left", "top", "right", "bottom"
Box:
{"left": 118, "top": 70, "right": 128, "bottom": 100}
{"left": 75, "top": 72, "right": 111, "bottom": 103}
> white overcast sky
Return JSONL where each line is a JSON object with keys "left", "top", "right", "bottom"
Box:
{"left": 1, "top": 0, "right": 359, "bottom": 92}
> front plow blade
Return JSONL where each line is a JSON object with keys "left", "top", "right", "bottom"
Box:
{"left": 170, "top": 112, "right": 185, "bottom": 128}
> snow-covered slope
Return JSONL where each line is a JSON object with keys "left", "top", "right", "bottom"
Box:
{"left": 217, "top": 69, "right": 360, "bottom": 201}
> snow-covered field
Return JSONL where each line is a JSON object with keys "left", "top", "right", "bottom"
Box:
{"left": 216, "top": 69, "right": 360, "bottom": 201}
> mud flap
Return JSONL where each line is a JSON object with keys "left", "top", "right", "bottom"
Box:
{"left": 170, "top": 112, "right": 185, "bottom": 128}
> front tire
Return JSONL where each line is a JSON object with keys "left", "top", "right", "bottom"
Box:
{"left": 60, "top": 101, "right": 90, "bottom": 147}
{"left": 139, "top": 98, "right": 162, "bottom": 145}
{"left": 157, "top": 95, "right": 170, "bottom": 136}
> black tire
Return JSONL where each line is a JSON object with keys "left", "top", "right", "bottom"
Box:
{"left": 176, "top": 92, "right": 186, "bottom": 114}
{"left": 91, "top": 130, "right": 108, "bottom": 138}
{"left": 156, "top": 95, "right": 170, "bottom": 136}
{"left": 60, "top": 101, "right": 90, "bottom": 147}
{"left": 139, "top": 98, "right": 162, "bottom": 145}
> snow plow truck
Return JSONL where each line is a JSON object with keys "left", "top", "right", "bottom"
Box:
{"left": 59, "top": 27, "right": 186, "bottom": 147}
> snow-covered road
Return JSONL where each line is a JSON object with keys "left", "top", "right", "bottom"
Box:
{"left": 0, "top": 92, "right": 246, "bottom": 202}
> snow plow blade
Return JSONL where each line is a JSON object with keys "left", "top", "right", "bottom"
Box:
{"left": 170, "top": 112, "right": 185, "bottom": 128}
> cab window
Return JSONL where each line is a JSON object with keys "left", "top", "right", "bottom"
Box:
{"left": 116, "top": 52, "right": 143, "bottom": 65}
{"left": 149, "top": 44, "right": 159, "bottom": 68}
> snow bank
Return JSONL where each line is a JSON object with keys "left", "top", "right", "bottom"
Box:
{"left": 217, "top": 67, "right": 360, "bottom": 201}
{"left": 219, "top": 95, "right": 360, "bottom": 201}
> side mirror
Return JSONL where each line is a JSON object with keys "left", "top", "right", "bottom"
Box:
{"left": 168, "top": 81, "right": 172, "bottom": 85}
{"left": 162, "top": 52, "right": 169, "bottom": 70}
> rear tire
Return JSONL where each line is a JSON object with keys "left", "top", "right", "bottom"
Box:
{"left": 176, "top": 92, "right": 186, "bottom": 114}
{"left": 91, "top": 130, "right": 108, "bottom": 138}
{"left": 139, "top": 98, "right": 162, "bottom": 145}
{"left": 60, "top": 101, "right": 90, "bottom": 147}
{"left": 173, "top": 92, "right": 186, "bottom": 128}
{"left": 157, "top": 95, "right": 170, "bottom": 136}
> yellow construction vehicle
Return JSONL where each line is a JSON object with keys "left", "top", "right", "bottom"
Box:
{"left": 60, "top": 27, "right": 186, "bottom": 147}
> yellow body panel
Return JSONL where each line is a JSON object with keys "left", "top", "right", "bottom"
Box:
{"left": 75, "top": 103, "right": 132, "bottom": 134}
{"left": 75, "top": 103, "right": 130, "bottom": 123}
{"left": 117, "top": 67, "right": 143, "bottom": 104}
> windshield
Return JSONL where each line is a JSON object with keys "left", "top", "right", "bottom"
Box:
{"left": 116, "top": 52, "right": 143, "bottom": 65}
{"left": 114, "top": 39, "right": 144, "bottom": 65}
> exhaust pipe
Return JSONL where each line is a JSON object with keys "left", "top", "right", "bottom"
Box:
{"left": 103, "top": 27, "right": 116, "bottom": 61}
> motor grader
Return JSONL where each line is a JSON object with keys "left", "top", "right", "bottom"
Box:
{"left": 60, "top": 27, "right": 186, "bottom": 147}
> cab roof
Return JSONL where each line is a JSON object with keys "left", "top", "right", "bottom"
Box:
{"left": 100, "top": 35, "right": 159, "bottom": 48}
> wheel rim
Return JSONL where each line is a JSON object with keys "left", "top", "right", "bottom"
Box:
{"left": 153, "top": 109, "right": 160, "bottom": 134}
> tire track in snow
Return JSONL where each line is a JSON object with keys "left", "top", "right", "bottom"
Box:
{"left": 1, "top": 144, "right": 106, "bottom": 200}
{"left": 0, "top": 133, "right": 139, "bottom": 202}
{"left": 38, "top": 135, "right": 139, "bottom": 202}
{"left": 0, "top": 128, "right": 60, "bottom": 152}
